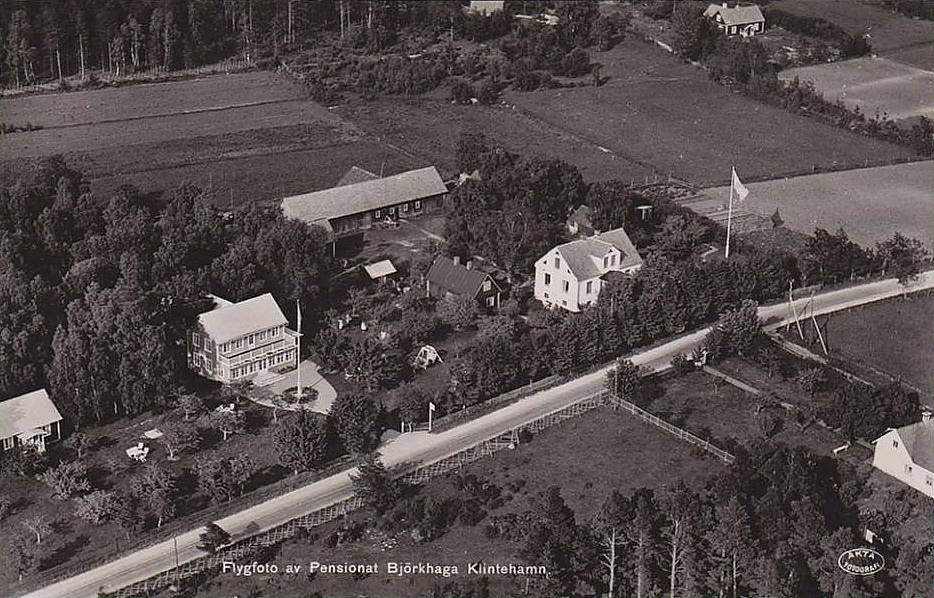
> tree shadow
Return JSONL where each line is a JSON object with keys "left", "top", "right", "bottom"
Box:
{"left": 40, "top": 534, "right": 89, "bottom": 570}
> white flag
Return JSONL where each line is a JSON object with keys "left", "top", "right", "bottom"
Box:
{"left": 429, "top": 402, "right": 436, "bottom": 412}
{"left": 731, "top": 167, "right": 749, "bottom": 202}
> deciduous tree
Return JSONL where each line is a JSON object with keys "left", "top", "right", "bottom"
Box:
{"left": 158, "top": 420, "right": 199, "bottom": 460}
{"left": 330, "top": 393, "right": 382, "bottom": 454}
{"left": 350, "top": 454, "right": 401, "bottom": 515}
{"left": 38, "top": 460, "right": 91, "bottom": 499}
{"left": 198, "top": 522, "right": 231, "bottom": 554}
{"left": 275, "top": 410, "right": 329, "bottom": 474}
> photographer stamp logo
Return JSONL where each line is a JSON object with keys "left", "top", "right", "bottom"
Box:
{"left": 837, "top": 548, "right": 885, "bottom": 576}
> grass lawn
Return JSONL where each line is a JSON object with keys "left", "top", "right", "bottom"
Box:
{"left": 504, "top": 37, "right": 916, "bottom": 187}
{"left": 189, "top": 406, "right": 724, "bottom": 597}
{"left": 781, "top": 57, "right": 934, "bottom": 122}
{"left": 0, "top": 399, "right": 292, "bottom": 595}
{"left": 770, "top": 0, "right": 934, "bottom": 55}
{"left": 651, "top": 368, "right": 859, "bottom": 461}
{"left": 704, "top": 161, "right": 934, "bottom": 249}
{"left": 819, "top": 291, "right": 934, "bottom": 396}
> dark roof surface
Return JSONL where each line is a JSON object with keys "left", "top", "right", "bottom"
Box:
{"left": 426, "top": 257, "right": 493, "bottom": 297}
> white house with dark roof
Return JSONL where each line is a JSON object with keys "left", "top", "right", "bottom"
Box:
{"left": 704, "top": 3, "right": 765, "bottom": 37}
{"left": 534, "top": 228, "right": 643, "bottom": 312}
{"left": 281, "top": 166, "right": 448, "bottom": 240}
{"left": 1, "top": 389, "right": 63, "bottom": 453}
{"left": 187, "top": 293, "right": 299, "bottom": 383}
{"left": 871, "top": 411, "right": 934, "bottom": 498}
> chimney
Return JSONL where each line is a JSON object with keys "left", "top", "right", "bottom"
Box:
{"left": 453, "top": 256, "right": 460, "bottom": 266}
{"left": 466, "top": 260, "right": 473, "bottom": 270}
{"left": 922, "top": 409, "right": 932, "bottom": 424}
{"left": 722, "top": 2, "right": 728, "bottom": 7}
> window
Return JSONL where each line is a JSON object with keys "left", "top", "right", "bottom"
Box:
{"left": 483, "top": 280, "right": 492, "bottom": 292}
{"left": 544, "top": 273, "right": 551, "bottom": 285}
{"left": 403, "top": 203, "right": 410, "bottom": 213}
{"left": 235, "top": 338, "right": 243, "bottom": 349}
{"left": 486, "top": 296, "right": 495, "bottom": 307}
{"left": 610, "top": 255, "right": 616, "bottom": 266}
{"left": 562, "top": 300, "right": 567, "bottom": 306}
{"left": 563, "top": 281, "right": 570, "bottom": 293}
{"left": 389, "top": 206, "right": 396, "bottom": 215}
{"left": 415, "top": 200, "right": 422, "bottom": 210}
{"left": 893, "top": 440, "right": 899, "bottom": 448}
{"left": 905, "top": 464, "right": 913, "bottom": 476}
{"left": 554, "top": 257, "right": 560, "bottom": 269}
{"left": 374, "top": 209, "right": 381, "bottom": 219}
{"left": 730, "top": 25, "right": 737, "bottom": 34}
{"left": 926, "top": 476, "right": 933, "bottom": 487}
{"left": 586, "top": 281, "right": 593, "bottom": 294}
{"left": 603, "top": 256, "right": 609, "bottom": 268}
{"left": 544, "top": 292, "right": 550, "bottom": 299}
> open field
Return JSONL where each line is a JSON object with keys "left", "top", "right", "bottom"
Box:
{"left": 781, "top": 57, "right": 934, "bottom": 122}
{"left": 87, "top": 139, "right": 422, "bottom": 207}
{"left": 0, "top": 70, "right": 429, "bottom": 206}
{"left": 0, "top": 71, "right": 303, "bottom": 128}
{"left": 885, "top": 43, "right": 934, "bottom": 72}
{"left": 704, "top": 161, "right": 934, "bottom": 248}
{"left": 193, "top": 406, "right": 723, "bottom": 597}
{"left": 334, "top": 94, "right": 654, "bottom": 185}
{"left": 502, "top": 37, "right": 916, "bottom": 186}
{"left": 820, "top": 290, "right": 934, "bottom": 395}
{"left": 772, "top": 0, "right": 934, "bottom": 56}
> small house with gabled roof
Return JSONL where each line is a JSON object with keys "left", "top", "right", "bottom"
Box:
{"left": 534, "top": 227, "right": 643, "bottom": 312}
{"left": 0, "top": 389, "right": 63, "bottom": 453}
{"left": 426, "top": 256, "right": 502, "bottom": 308}
{"left": 872, "top": 411, "right": 934, "bottom": 498}
{"left": 704, "top": 3, "right": 765, "bottom": 37}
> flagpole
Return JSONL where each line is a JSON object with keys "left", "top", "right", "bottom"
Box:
{"left": 296, "top": 299, "right": 302, "bottom": 402}
{"left": 725, "top": 167, "right": 735, "bottom": 259}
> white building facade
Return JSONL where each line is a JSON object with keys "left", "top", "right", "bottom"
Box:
{"left": 534, "top": 228, "right": 643, "bottom": 313}
{"left": 871, "top": 413, "right": 934, "bottom": 498}
{"left": 188, "top": 294, "right": 299, "bottom": 383}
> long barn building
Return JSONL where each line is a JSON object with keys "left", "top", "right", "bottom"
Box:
{"left": 281, "top": 166, "right": 448, "bottom": 247}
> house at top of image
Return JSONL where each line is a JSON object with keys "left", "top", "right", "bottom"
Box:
{"left": 0, "top": 389, "right": 64, "bottom": 453}
{"left": 871, "top": 410, "right": 934, "bottom": 498}
{"left": 281, "top": 166, "right": 448, "bottom": 246}
{"left": 188, "top": 293, "right": 299, "bottom": 384}
{"left": 534, "top": 227, "right": 643, "bottom": 313}
{"left": 468, "top": 1, "right": 504, "bottom": 16}
{"left": 426, "top": 256, "right": 503, "bottom": 308}
{"left": 704, "top": 3, "right": 765, "bottom": 37}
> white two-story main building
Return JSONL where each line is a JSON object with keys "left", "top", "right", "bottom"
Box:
{"left": 187, "top": 293, "right": 299, "bottom": 383}
{"left": 534, "top": 228, "right": 643, "bottom": 312}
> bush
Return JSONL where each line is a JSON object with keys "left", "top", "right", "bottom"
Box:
{"left": 450, "top": 77, "right": 474, "bottom": 104}
{"left": 476, "top": 79, "right": 500, "bottom": 105}
{"left": 562, "top": 48, "right": 592, "bottom": 77}
{"left": 671, "top": 353, "right": 695, "bottom": 375}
